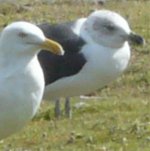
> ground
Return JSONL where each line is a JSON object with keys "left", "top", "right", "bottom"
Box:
{"left": 0, "top": 0, "right": 150, "bottom": 151}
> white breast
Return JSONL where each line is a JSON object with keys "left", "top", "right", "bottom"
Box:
{"left": 0, "top": 57, "right": 44, "bottom": 139}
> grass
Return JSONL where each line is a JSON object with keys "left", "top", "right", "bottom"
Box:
{"left": 0, "top": 0, "right": 150, "bottom": 150}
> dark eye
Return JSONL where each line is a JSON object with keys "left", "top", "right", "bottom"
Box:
{"left": 104, "top": 24, "right": 116, "bottom": 31}
{"left": 18, "top": 32, "right": 27, "bottom": 38}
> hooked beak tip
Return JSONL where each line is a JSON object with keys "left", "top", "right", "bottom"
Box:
{"left": 41, "top": 38, "right": 64, "bottom": 55}
{"left": 129, "top": 32, "right": 145, "bottom": 45}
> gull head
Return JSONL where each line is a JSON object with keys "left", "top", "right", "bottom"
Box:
{"left": 84, "top": 10, "right": 144, "bottom": 48}
{"left": 0, "top": 21, "right": 64, "bottom": 56}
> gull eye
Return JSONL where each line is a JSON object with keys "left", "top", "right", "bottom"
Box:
{"left": 104, "top": 24, "right": 116, "bottom": 31}
{"left": 18, "top": 32, "right": 28, "bottom": 38}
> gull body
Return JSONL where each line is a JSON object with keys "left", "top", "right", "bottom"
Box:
{"left": 43, "top": 43, "right": 130, "bottom": 99}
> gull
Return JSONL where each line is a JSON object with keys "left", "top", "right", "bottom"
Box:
{"left": 0, "top": 21, "right": 63, "bottom": 139}
{"left": 38, "top": 10, "right": 144, "bottom": 118}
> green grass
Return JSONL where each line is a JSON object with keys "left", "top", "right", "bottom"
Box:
{"left": 0, "top": 0, "right": 150, "bottom": 150}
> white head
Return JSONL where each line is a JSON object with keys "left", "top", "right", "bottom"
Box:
{"left": 82, "top": 10, "right": 144, "bottom": 48}
{"left": 0, "top": 21, "right": 64, "bottom": 57}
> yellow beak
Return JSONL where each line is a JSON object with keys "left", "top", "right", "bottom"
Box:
{"left": 40, "top": 38, "right": 64, "bottom": 55}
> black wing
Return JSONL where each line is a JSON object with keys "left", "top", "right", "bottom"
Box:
{"left": 38, "top": 51, "right": 86, "bottom": 85}
{"left": 37, "top": 21, "right": 87, "bottom": 85}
